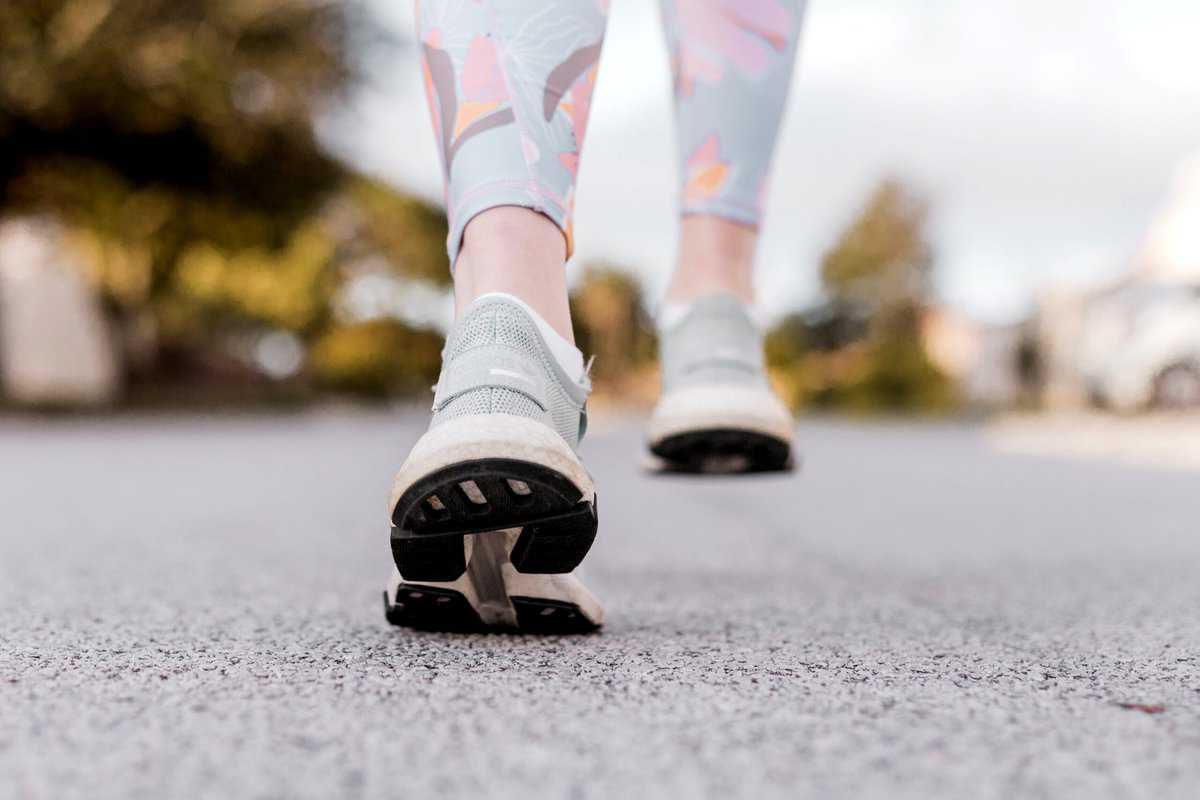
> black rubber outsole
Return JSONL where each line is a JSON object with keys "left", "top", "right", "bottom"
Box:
{"left": 382, "top": 588, "right": 600, "bottom": 635}
{"left": 390, "top": 458, "right": 597, "bottom": 582}
{"left": 510, "top": 596, "right": 601, "bottom": 634}
{"left": 650, "top": 428, "right": 793, "bottom": 474}
{"left": 382, "top": 585, "right": 485, "bottom": 632}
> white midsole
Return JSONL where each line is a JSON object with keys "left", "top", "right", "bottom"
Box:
{"left": 388, "top": 414, "right": 593, "bottom": 516}
{"left": 646, "top": 385, "right": 795, "bottom": 445}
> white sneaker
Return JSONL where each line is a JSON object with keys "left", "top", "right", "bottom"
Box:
{"left": 384, "top": 293, "right": 602, "bottom": 632}
{"left": 647, "top": 292, "right": 794, "bottom": 473}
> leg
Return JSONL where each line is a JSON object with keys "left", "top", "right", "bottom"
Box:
{"left": 647, "top": 0, "right": 805, "bottom": 473}
{"left": 419, "top": 0, "right": 607, "bottom": 340}
{"left": 660, "top": 0, "right": 805, "bottom": 304}
{"left": 453, "top": 207, "right": 571, "bottom": 341}
{"left": 671, "top": 216, "right": 757, "bottom": 303}
{"left": 384, "top": 0, "right": 609, "bottom": 632}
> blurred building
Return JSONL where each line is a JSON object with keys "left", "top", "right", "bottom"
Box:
{"left": 0, "top": 218, "right": 121, "bottom": 407}
{"left": 1032, "top": 154, "right": 1200, "bottom": 411}
{"left": 922, "top": 153, "right": 1200, "bottom": 413}
{"left": 920, "top": 308, "right": 1026, "bottom": 408}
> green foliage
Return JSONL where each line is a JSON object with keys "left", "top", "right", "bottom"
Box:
{"left": 569, "top": 264, "right": 657, "bottom": 385}
{"left": 309, "top": 319, "right": 442, "bottom": 399}
{"left": 764, "top": 312, "right": 809, "bottom": 370}
{"left": 172, "top": 221, "right": 334, "bottom": 333}
{"left": 820, "top": 178, "right": 932, "bottom": 325}
{"left": 812, "top": 339, "right": 958, "bottom": 412}
{"left": 0, "top": 0, "right": 358, "bottom": 213}
{"left": 0, "top": 0, "right": 366, "bottom": 275}
{"left": 769, "top": 178, "right": 958, "bottom": 413}
{"left": 1, "top": 0, "right": 454, "bottom": 401}
{"left": 342, "top": 180, "right": 450, "bottom": 288}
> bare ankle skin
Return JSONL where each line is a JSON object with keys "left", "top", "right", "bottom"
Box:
{"left": 665, "top": 215, "right": 758, "bottom": 306}
{"left": 453, "top": 206, "right": 575, "bottom": 343}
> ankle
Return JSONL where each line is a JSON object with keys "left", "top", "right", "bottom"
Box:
{"left": 665, "top": 215, "right": 757, "bottom": 305}
{"left": 454, "top": 207, "right": 575, "bottom": 343}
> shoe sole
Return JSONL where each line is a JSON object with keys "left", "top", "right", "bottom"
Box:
{"left": 383, "top": 532, "right": 603, "bottom": 634}
{"left": 390, "top": 415, "right": 597, "bottom": 582}
{"left": 391, "top": 458, "right": 597, "bottom": 581}
{"left": 382, "top": 588, "right": 601, "bottom": 635}
{"left": 649, "top": 427, "right": 793, "bottom": 473}
{"left": 647, "top": 386, "right": 795, "bottom": 474}
{"left": 383, "top": 583, "right": 487, "bottom": 632}
{"left": 509, "top": 596, "right": 600, "bottom": 633}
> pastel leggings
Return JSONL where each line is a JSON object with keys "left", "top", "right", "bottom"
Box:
{"left": 417, "top": 0, "right": 805, "bottom": 266}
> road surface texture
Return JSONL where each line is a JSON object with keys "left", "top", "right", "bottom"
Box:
{"left": 2, "top": 409, "right": 1198, "bottom": 799}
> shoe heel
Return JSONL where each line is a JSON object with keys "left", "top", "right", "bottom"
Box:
{"left": 391, "top": 533, "right": 468, "bottom": 581}
{"left": 509, "top": 499, "right": 597, "bottom": 574}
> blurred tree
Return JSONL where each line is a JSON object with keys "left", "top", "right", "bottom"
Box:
{"left": 0, "top": 0, "right": 451, "bottom": 401}
{"left": 309, "top": 318, "right": 442, "bottom": 398}
{"left": 338, "top": 179, "right": 450, "bottom": 287}
{"left": 767, "top": 178, "right": 957, "bottom": 412}
{"left": 812, "top": 322, "right": 958, "bottom": 413}
{"left": 0, "top": 0, "right": 355, "bottom": 227}
{"left": 569, "top": 264, "right": 657, "bottom": 397}
{"left": 764, "top": 311, "right": 809, "bottom": 370}
{"left": 820, "top": 178, "right": 933, "bottom": 335}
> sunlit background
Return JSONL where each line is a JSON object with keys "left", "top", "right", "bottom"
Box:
{"left": 2, "top": 0, "right": 1199, "bottom": 421}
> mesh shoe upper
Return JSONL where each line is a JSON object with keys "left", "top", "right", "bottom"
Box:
{"left": 431, "top": 296, "right": 590, "bottom": 450}
{"left": 658, "top": 292, "right": 769, "bottom": 395}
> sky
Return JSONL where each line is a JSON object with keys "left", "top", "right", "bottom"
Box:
{"left": 324, "top": 0, "right": 1200, "bottom": 324}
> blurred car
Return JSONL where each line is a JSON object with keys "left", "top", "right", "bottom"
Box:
{"left": 1078, "top": 281, "right": 1200, "bottom": 411}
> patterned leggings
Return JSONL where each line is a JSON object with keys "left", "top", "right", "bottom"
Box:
{"left": 417, "top": 0, "right": 805, "bottom": 266}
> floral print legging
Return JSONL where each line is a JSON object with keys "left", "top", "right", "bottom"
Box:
{"left": 417, "top": 0, "right": 805, "bottom": 266}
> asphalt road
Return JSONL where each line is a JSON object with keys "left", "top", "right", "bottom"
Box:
{"left": 2, "top": 409, "right": 1198, "bottom": 799}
